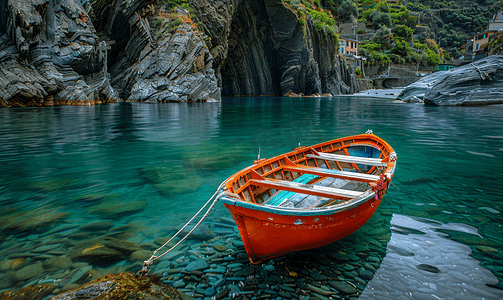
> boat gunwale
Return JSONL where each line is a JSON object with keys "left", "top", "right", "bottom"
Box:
{"left": 219, "top": 190, "right": 376, "bottom": 216}
{"left": 221, "top": 133, "right": 396, "bottom": 211}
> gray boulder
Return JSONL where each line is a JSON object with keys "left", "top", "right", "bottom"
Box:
{"left": 398, "top": 55, "right": 503, "bottom": 106}
{"left": 396, "top": 71, "right": 448, "bottom": 103}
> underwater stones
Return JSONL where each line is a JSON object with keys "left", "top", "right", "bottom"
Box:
{"left": 0, "top": 258, "right": 25, "bottom": 271}
{"left": 328, "top": 281, "right": 357, "bottom": 294}
{"left": 44, "top": 256, "right": 72, "bottom": 270}
{"left": 180, "top": 224, "right": 213, "bottom": 240}
{"left": 32, "top": 243, "right": 60, "bottom": 253}
{"left": 13, "top": 263, "right": 45, "bottom": 281}
{"left": 26, "top": 178, "right": 74, "bottom": 192}
{"left": 69, "top": 244, "right": 122, "bottom": 264}
{"left": 213, "top": 244, "right": 228, "bottom": 252}
{"left": 185, "top": 259, "right": 209, "bottom": 272}
{"left": 70, "top": 265, "right": 93, "bottom": 284}
{"left": 140, "top": 166, "right": 203, "bottom": 196}
{"left": 0, "top": 205, "right": 70, "bottom": 233}
{"left": 69, "top": 236, "right": 141, "bottom": 264}
{"left": 80, "top": 221, "right": 114, "bottom": 231}
{"left": 88, "top": 200, "right": 148, "bottom": 218}
{"left": 130, "top": 250, "right": 152, "bottom": 262}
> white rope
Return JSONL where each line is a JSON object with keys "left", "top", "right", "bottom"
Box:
{"left": 139, "top": 181, "right": 240, "bottom": 275}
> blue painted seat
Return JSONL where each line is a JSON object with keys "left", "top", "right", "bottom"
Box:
{"left": 265, "top": 174, "right": 319, "bottom": 206}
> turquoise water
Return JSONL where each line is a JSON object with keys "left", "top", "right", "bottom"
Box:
{"left": 1, "top": 97, "right": 503, "bottom": 297}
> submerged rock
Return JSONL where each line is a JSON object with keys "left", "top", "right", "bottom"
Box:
{"left": 13, "top": 263, "right": 45, "bottom": 281}
{"left": 0, "top": 284, "right": 56, "bottom": 300}
{"left": 50, "top": 272, "right": 194, "bottom": 300}
{"left": 398, "top": 55, "right": 503, "bottom": 106}
{"left": 87, "top": 200, "right": 148, "bottom": 218}
{"left": 68, "top": 236, "right": 142, "bottom": 264}
{"left": 0, "top": 205, "right": 70, "bottom": 233}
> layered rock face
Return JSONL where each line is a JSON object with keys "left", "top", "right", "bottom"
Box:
{"left": 0, "top": 0, "right": 117, "bottom": 107}
{"left": 0, "top": 0, "right": 359, "bottom": 107}
{"left": 218, "top": 0, "right": 358, "bottom": 96}
{"left": 398, "top": 55, "right": 503, "bottom": 106}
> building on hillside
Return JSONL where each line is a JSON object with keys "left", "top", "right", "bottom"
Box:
{"left": 488, "top": 10, "right": 503, "bottom": 31}
{"left": 339, "top": 38, "right": 359, "bottom": 56}
{"left": 472, "top": 30, "right": 499, "bottom": 53}
{"left": 468, "top": 10, "right": 503, "bottom": 59}
{"left": 355, "top": 56, "right": 367, "bottom": 69}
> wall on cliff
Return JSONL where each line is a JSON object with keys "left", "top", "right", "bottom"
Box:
{"left": 0, "top": 0, "right": 359, "bottom": 107}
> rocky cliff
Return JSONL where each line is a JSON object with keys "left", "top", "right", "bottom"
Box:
{"left": 0, "top": 0, "right": 359, "bottom": 107}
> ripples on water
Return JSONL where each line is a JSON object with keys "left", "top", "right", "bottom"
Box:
{"left": 0, "top": 97, "right": 502, "bottom": 298}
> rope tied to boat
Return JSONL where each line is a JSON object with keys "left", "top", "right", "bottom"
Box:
{"left": 370, "top": 174, "right": 389, "bottom": 201}
{"left": 138, "top": 181, "right": 240, "bottom": 276}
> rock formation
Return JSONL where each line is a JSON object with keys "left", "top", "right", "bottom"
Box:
{"left": 0, "top": 0, "right": 360, "bottom": 107}
{"left": 397, "top": 55, "right": 503, "bottom": 106}
{"left": 214, "top": 0, "right": 358, "bottom": 96}
{"left": 0, "top": 0, "right": 117, "bottom": 107}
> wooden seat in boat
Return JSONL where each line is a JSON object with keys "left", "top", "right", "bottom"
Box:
{"left": 283, "top": 165, "right": 380, "bottom": 183}
{"left": 306, "top": 153, "right": 387, "bottom": 166}
{"left": 249, "top": 178, "right": 364, "bottom": 200}
{"left": 263, "top": 174, "right": 318, "bottom": 206}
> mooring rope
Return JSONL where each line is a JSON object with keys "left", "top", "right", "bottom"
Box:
{"left": 138, "top": 180, "right": 240, "bottom": 275}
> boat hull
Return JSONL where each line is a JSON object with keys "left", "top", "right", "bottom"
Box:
{"left": 219, "top": 133, "right": 396, "bottom": 264}
{"left": 224, "top": 194, "right": 382, "bottom": 263}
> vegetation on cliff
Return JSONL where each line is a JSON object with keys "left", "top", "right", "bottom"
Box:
{"left": 283, "top": 0, "right": 340, "bottom": 42}
{"left": 354, "top": 0, "right": 442, "bottom": 68}
{"left": 405, "top": 0, "right": 502, "bottom": 57}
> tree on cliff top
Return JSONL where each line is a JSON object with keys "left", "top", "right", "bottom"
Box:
{"left": 337, "top": 0, "right": 359, "bottom": 23}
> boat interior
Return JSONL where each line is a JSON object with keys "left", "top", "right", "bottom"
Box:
{"left": 227, "top": 138, "right": 393, "bottom": 210}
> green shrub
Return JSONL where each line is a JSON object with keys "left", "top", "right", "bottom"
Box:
{"left": 391, "top": 37, "right": 411, "bottom": 57}
{"left": 338, "top": 0, "right": 359, "bottom": 22}
{"left": 391, "top": 25, "right": 413, "bottom": 41}
{"left": 167, "top": 18, "right": 182, "bottom": 33}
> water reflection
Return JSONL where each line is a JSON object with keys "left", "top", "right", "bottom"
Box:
{"left": 361, "top": 214, "right": 503, "bottom": 299}
{"left": 0, "top": 98, "right": 502, "bottom": 297}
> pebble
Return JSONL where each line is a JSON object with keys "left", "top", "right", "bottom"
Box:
{"left": 13, "top": 263, "right": 44, "bottom": 281}
{"left": 70, "top": 266, "right": 93, "bottom": 283}
{"left": 204, "top": 287, "right": 215, "bottom": 296}
{"left": 329, "top": 281, "right": 357, "bottom": 294}
{"left": 308, "top": 284, "right": 333, "bottom": 296}
{"left": 213, "top": 244, "right": 228, "bottom": 252}
{"left": 32, "top": 244, "right": 60, "bottom": 253}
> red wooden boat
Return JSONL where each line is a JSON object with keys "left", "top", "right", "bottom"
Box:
{"left": 218, "top": 132, "right": 397, "bottom": 264}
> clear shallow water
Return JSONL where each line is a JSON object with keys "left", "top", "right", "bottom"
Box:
{"left": 0, "top": 97, "right": 503, "bottom": 298}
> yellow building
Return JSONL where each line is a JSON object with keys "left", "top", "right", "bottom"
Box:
{"left": 473, "top": 30, "right": 498, "bottom": 52}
